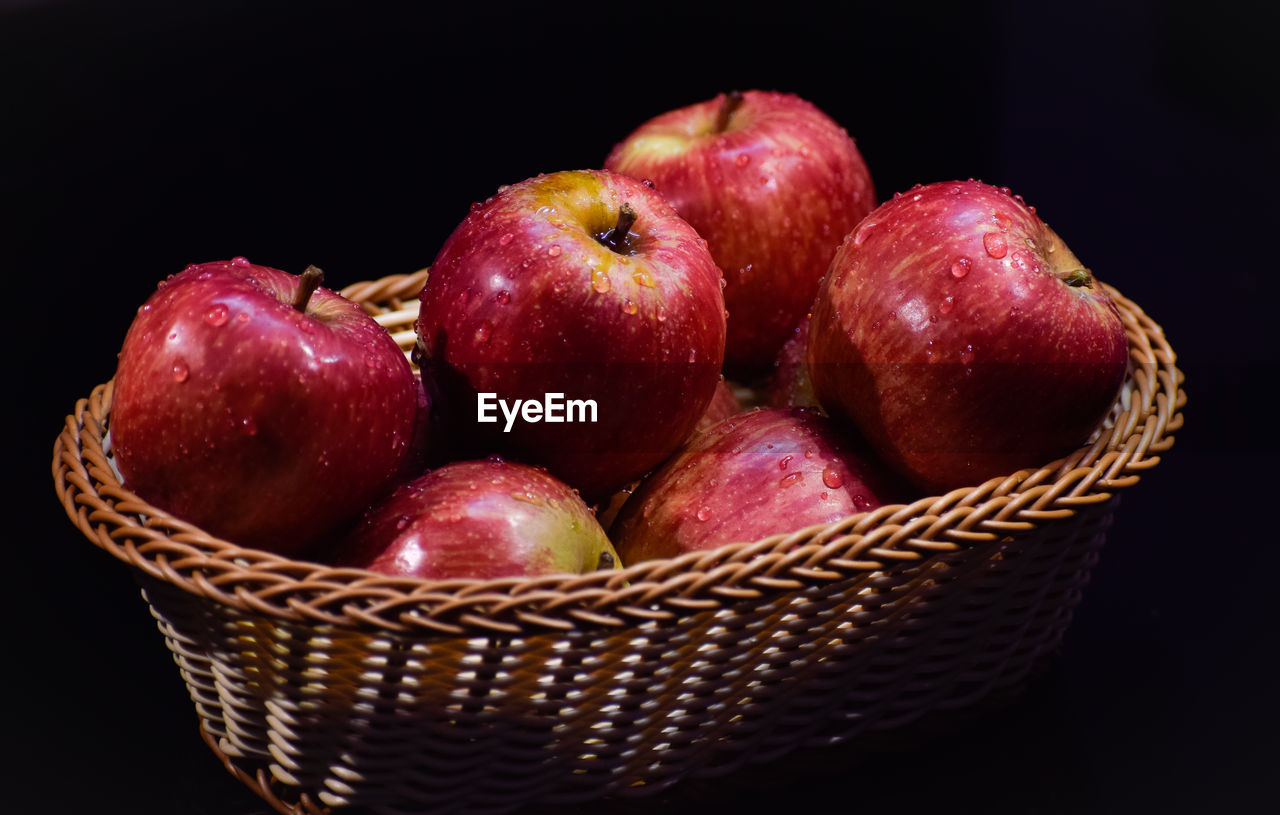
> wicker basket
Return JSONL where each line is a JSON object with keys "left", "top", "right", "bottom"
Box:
{"left": 53, "top": 267, "right": 1184, "bottom": 814}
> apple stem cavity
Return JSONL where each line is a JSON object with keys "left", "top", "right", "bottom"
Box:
{"left": 597, "top": 203, "right": 639, "bottom": 255}
{"left": 714, "top": 90, "right": 745, "bottom": 133}
{"left": 293, "top": 265, "right": 325, "bottom": 311}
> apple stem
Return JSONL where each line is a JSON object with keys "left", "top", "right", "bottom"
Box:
{"left": 714, "top": 90, "right": 744, "bottom": 133}
{"left": 598, "top": 203, "right": 638, "bottom": 254}
{"left": 293, "top": 265, "right": 325, "bottom": 311}
{"left": 1063, "top": 268, "right": 1093, "bottom": 288}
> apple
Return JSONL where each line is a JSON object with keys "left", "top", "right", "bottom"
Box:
{"left": 695, "top": 375, "right": 744, "bottom": 433}
{"left": 415, "top": 169, "right": 727, "bottom": 502}
{"left": 110, "top": 258, "right": 426, "bottom": 555}
{"left": 764, "top": 314, "right": 821, "bottom": 410}
{"left": 610, "top": 407, "right": 913, "bottom": 563}
{"left": 329, "top": 457, "right": 621, "bottom": 580}
{"left": 604, "top": 89, "right": 876, "bottom": 376}
{"left": 807, "top": 180, "right": 1130, "bottom": 492}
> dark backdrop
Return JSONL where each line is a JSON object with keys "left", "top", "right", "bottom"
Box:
{"left": 6, "top": 1, "right": 1276, "bottom": 812}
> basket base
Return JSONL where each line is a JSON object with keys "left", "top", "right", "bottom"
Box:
{"left": 200, "top": 650, "right": 1059, "bottom": 815}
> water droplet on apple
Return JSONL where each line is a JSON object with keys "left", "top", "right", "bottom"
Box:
{"left": 983, "top": 232, "right": 1008, "bottom": 258}
{"left": 779, "top": 472, "right": 804, "bottom": 488}
{"left": 395, "top": 515, "right": 410, "bottom": 531}
{"left": 779, "top": 454, "right": 793, "bottom": 470}
{"left": 231, "top": 256, "right": 251, "bottom": 267}
{"left": 961, "top": 344, "right": 975, "bottom": 364}
{"left": 853, "top": 222, "right": 877, "bottom": 245}
{"left": 821, "top": 467, "right": 844, "bottom": 489}
{"left": 1009, "top": 250, "right": 1033, "bottom": 275}
{"left": 171, "top": 361, "right": 189, "bottom": 383}
{"left": 688, "top": 348, "right": 698, "bottom": 363}
{"left": 496, "top": 290, "right": 511, "bottom": 305}
{"left": 591, "top": 269, "right": 611, "bottom": 293}
{"left": 736, "top": 153, "right": 751, "bottom": 167}
{"left": 475, "top": 321, "right": 493, "bottom": 343}
{"left": 236, "top": 311, "right": 251, "bottom": 323}
{"left": 240, "top": 416, "right": 257, "bottom": 436}
{"left": 620, "top": 298, "right": 638, "bottom": 315}
{"left": 940, "top": 296, "right": 956, "bottom": 314}
{"left": 548, "top": 245, "right": 562, "bottom": 258}
{"left": 632, "top": 268, "right": 656, "bottom": 288}
{"left": 499, "top": 233, "right": 514, "bottom": 246}
{"left": 696, "top": 505, "right": 712, "bottom": 522}
{"left": 950, "top": 258, "right": 972, "bottom": 279}
{"left": 656, "top": 305, "right": 668, "bottom": 322}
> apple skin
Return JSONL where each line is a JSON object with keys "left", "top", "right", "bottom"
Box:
{"left": 610, "top": 407, "right": 913, "bottom": 563}
{"left": 415, "top": 169, "right": 726, "bottom": 501}
{"left": 110, "top": 258, "right": 426, "bottom": 556}
{"left": 329, "top": 457, "right": 622, "bottom": 580}
{"left": 808, "top": 180, "right": 1130, "bottom": 493}
{"left": 604, "top": 90, "right": 875, "bottom": 375}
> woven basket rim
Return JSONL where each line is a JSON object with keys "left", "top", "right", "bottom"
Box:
{"left": 52, "top": 271, "right": 1185, "bottom": 636}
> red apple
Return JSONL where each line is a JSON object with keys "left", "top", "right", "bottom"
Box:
{"left": 604, "top": 90, "right": 876, "bottom": 375}
{"left": 695, "top": 376, "right": 744, "bottom": 433}
{"left": 764, "top": 314, "right": 821, "bottom": 410}
{"left": 415, "top": 169, "right": 727, "bottom": 501}
{"left": 610, "top": 407, "right": 912, "bottom": 563}
{"left": 329, "top": 457, "right": 621, "bottom": 580}
{"left": 110, "top": 258, "right": 426, "bottom": 555}
{"left": 808, "top": 180, "right": 1129, "bottom": 492}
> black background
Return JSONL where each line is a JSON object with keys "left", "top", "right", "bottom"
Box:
{"left": 6, "top": 0, "right": 1277, "bottom": 812}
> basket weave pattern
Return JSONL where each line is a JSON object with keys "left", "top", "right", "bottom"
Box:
{"left": 53, "top": 268, "right": 1184, "bottom": 814}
